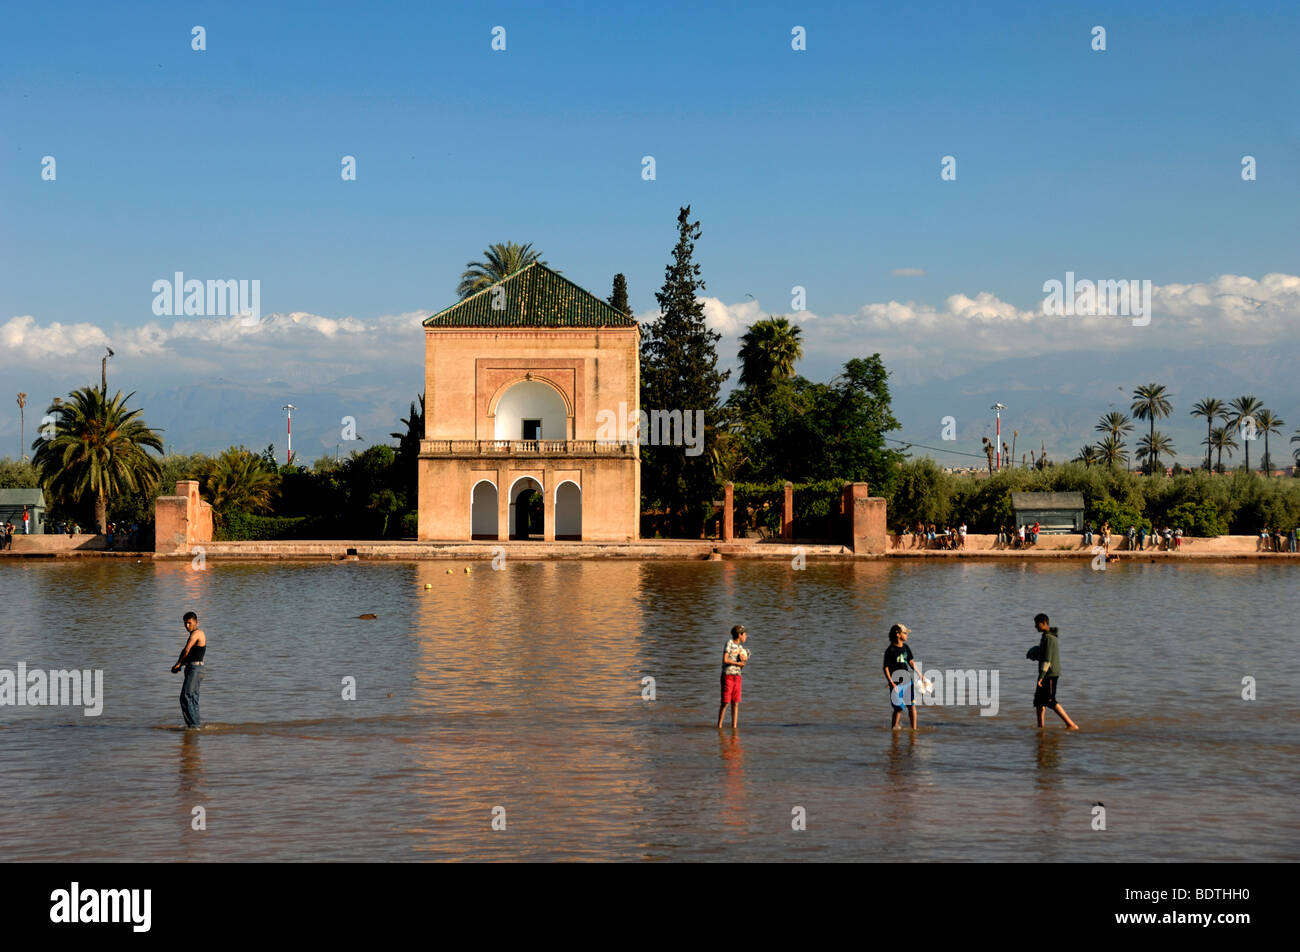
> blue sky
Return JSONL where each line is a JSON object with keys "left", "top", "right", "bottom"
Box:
{"left": 3, "top": 1, "right": 1298, "bottom": 463}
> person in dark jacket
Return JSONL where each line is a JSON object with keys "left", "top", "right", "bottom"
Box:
{"left": 1032, "top": 613, "right": 1079, "bottom": 730}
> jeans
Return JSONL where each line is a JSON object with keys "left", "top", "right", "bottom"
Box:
{"left": 180, "top": 663, "right": 203, "bottom": 728}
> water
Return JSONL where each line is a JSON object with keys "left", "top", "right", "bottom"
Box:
{"left": 1, "top": 558, "right": 1297, "bottom": 861}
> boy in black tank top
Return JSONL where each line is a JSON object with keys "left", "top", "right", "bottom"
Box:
{"left": 171, "top": 611, "right": 207, "bottom": 728}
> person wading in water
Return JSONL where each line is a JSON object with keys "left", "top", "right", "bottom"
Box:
{"left": 171, "top": 611, "right": 207, "bottom": 729}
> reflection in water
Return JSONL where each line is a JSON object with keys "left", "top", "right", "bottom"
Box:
{"left": 177, "top": 729, "right": 205, "bottom": 798}
{"left": 177, "top": 730, "right": 205, "bottom": 859}
{"left": 718, "top": 730, "right": 746, "bottom": 832}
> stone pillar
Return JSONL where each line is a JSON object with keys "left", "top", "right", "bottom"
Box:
{"left": 781, "top": 481, "right": 794, "bottom": 540}
{"left": 153, "top": 480, "right": 213, "bottom": 554}
{"left": 723, "top": 482, "right": 734, "bottom": 542}
{"left": 843, "top": 482, "right": 887, "bottom": 554}
{"left": 498, "top": 470, "right": 511, "bottom": 541}
{"left": 543, "top": 468, "right": 556, "bottom": 541}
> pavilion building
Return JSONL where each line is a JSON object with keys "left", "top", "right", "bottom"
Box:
{"left": 418, "top": 263, "right": 640, "bottom": 541}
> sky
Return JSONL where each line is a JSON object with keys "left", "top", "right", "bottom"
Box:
{"left": 2, "top": 1, "right": 1298, "bottom": 466}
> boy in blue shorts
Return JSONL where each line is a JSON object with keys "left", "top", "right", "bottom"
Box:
{"left": 883, "top": 623, "right": 922, "bottom": 730}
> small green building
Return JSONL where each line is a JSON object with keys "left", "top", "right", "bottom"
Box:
{"left": 1010, "top": 491, "right": 1085, "bottom": 533}
{"left": 0, "top": 488, "right": 47, "bottom": 534}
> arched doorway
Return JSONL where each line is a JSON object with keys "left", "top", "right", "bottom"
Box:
{"left": 494, "top": 380, "right": 568, "bottom": 441}
{"left": 471, "top": 480, "right": 498, "bottom": 540}
{"left": 555, "top": 481, "right": 582, "bottom": 540}
{"left": 509, "top": 477, "right": 544, "bottom": 540}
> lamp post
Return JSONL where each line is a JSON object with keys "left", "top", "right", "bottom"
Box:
{"left": 101, "top": 347, "right": 114, "bottom": 395}
{"left": 991, "top": 403, "right": 1007, "bottom": 469}
{"left": 282, "top": 404, "right": 296, "bottom": 465}
{"left": 16, "top": 393, "right": 26, "bottom": 460}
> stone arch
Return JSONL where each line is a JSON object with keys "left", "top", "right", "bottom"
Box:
{"left": 470, "top": 479, "right": 498, "bottom": 539}
{"left": 508, "top": 475, "right": 544, "bottom": 540}
{"left": 489, "top": 377, "right": 572, "bottom": 441}
{"left": 555, "top": 480, "right": 582, "bottom": 540}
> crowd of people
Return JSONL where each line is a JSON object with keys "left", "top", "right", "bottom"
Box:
{"left": 910, "top": 521, "right": 968, "bottom": 549}
{"left": 996, "top": 522, "right": 1040, "bottom": 548}
{"left": 1259, "top": 526, "right": 1299, "bottom": 552}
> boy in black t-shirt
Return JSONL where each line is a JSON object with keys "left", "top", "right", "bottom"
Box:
{"left": 883, "top": 623, "right": 922, "bottom": 730}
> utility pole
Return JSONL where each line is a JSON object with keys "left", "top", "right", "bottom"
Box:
{"left": 282, "top": 404, "right": 296, "bottom": 465}
{"left": 991, "top": 403, "right": 1007, "bottom": 469}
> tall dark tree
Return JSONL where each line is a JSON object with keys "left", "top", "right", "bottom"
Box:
{"left": 640, "top": 206, "right": 728, "bottom": 535}
{"left": 391, "top": 393, "right": 425, "bottom": 508}
{"left": 608, "top": 273, "right": 631, "bottom": 316}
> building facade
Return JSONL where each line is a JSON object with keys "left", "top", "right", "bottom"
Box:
{"left": 418, "top": 263, "right": 640, "bottom": 541}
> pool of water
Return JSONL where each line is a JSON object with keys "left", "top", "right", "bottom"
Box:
{"left": 1, "top": 558, "right": 1296, "bottom": 860}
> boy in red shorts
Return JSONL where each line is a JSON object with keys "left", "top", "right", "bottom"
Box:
{"left": 717, "top": 625, "right": 748, "bottom": 728}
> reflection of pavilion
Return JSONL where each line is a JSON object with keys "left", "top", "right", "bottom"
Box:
{"left": 418, "top": 264, "right": 640, "bottom": 541}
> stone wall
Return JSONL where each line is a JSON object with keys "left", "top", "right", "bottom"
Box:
{"left": 154, "top": 480, "right": 214, "bottom": 554}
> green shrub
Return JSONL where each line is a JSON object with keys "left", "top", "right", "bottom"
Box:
{"left": 1165, "top": 501, "right": 1228, "bottom": 537}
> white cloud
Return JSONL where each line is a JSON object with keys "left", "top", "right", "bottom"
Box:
{"left": 1, "top": 315, "right": 111, "bottom": 358}
{"left": 5, "top": 272, "right": 1299, "bottom": 392}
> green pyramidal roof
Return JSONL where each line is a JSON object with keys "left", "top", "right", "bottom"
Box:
{"left": 424, "top": 262, "right": 638, "bottom": 328}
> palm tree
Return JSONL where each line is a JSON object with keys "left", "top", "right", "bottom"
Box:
{"left": 1253, "top": 408, "right": 1284, "bottom": 475}
{"left": 1291, "top": 427, "right": 1300, "bottom": 468}
{"left": 737, "top": 316, "right": 804, "bottom": 390}
{"left": 31, "top": 388, "right": 164, "bottom": 531}
{"left": 1131, "top": 384, "right": 1173, "bottom": 475}
{"left": 1096, "top": 434, "right": 1128, "bottom": 467}
{"left": 16, "top": 392, "right": 27, "bottom": 461}
{"left": 1136, "top": 431, "right": 1175, "bottom": 475}
{"left": 1072, "top": 444, "right": 1099, "bottom": 467}
{"left": 202, "top": 447, "right": 278, "bottom": 525}
{"left": 1228, "top": 395, "right": 1264, "bottom": 472}
{"left": 457, "top": 241, "right": 548, "bottom": 298}
{"left": 1190, "top": 398, "right": 1226, "bottom": 471}
{"left": 1206, "top": 425, "right": 1237, "bottom": 473}
{"left": 981, "top": 437, "right": 994, "bottom": 474}
{"left": 1096, "top": 411, "right": 1134, "bottom": 440}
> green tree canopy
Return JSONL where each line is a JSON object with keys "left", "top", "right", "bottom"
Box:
{"left": 31, "top": 387, "right": 164, "bottom": 531}
{"left": 640, "top": 206, "right": 728, "bottom": 535}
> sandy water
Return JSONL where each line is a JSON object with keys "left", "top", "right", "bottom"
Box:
{"left": 1, "top": 558, "right": 1296, "bottom": 861}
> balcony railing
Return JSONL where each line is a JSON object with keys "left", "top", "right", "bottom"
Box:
{"left": 420, "top": 439, "right": 636, "bottom": 457}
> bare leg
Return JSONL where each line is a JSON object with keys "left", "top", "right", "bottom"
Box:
{"left": 891, "top": 709, "right": 902, "bottom": 730}
{"left": 731, "top": 702, "right": 739, "bottom": 729}
{"left": 1053, "top": 704, "right": 1079, "bottom": 729}
{"left": 1036, "top": 706, "right": 1046, "bottom": 728}
{"left": 717, "top": 703, "right": 726, "bottom": 729}
{"left": 908, "top": 706, "right": 917, "bottom": 730}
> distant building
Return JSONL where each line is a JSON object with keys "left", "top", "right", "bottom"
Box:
{"left": 1010, "top": 491, "right": 1085, "bottom": 533}
{"left": 0, "top": 489, "right": 46, "bottom": 534}
{"left": 418, "top": 263, "right": 640, "bottom": 541}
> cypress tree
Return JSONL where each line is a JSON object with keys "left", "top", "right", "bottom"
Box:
{"left": 608, "top": 273, "right": 630, "bottom": 316}
{"left": 640, "top": 206, "right": 728, "bottom": 535}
